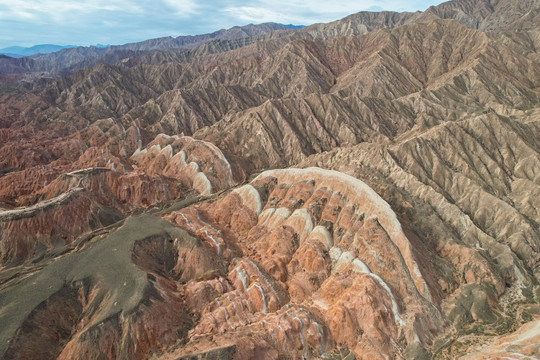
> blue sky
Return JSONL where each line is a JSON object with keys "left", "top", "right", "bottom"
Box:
{"left": 0, "top": 0, "right": 445, "bottom": 48}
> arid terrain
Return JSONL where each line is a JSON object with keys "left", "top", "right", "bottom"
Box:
{"left": 0, "top": 0, "right": 539, "bottom": 359}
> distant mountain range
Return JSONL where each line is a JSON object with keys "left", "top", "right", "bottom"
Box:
{"left": 0, "top": 44, "right": 77, "bottom": 58}
{"left": 277, "top": 23, "right": 305, "bottom": 29}
{"left": 0, "top": 23, "right": 299, "bottom": 75}
{"left": 0, "top": 23, "right": 304, "bottom": 59}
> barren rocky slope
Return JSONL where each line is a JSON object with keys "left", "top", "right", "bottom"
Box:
{"left": 0, "top": 0, "right": 539, "bottom": 359}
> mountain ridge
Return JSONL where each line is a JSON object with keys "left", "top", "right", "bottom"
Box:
{"left": 2, "top": 0, "right": 538, "bottom": 78}
{"left": 0, "top": 0, "right": 539, "bottom": 358}
{"left": 0, "top": 44, "right": 77, "bottom": 58}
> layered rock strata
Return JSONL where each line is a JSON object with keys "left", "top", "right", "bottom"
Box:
{"left": 161, "top": 167, "right": 443, "bottom": 359}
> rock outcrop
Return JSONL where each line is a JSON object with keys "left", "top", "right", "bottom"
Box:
{"left": 0, "top": 215, "right": 221, "bottom": 360}
{"left": 0, "top": 133, "right": 236, "bottom": 265}
{"left": 159, "top": 168, "right": 442, "bottom": 359}
{"left": 0, "top": 0, "right": 539, "bottom": 358}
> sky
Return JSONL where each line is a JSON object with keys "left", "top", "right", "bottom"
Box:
{"left": 0, "top": 0, "right": 445, "bottom": 48}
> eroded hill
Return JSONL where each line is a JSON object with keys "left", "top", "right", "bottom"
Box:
{"left": 0, "top": 0, "right": 539, "bottom": 359}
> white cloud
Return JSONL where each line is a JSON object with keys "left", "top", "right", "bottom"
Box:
{"left": 223, "top": 6, "right": 315, "bottom": 25}
{"left": 0, "top": 0, "right": 142, "bottom": 22}
{"left": 0, "top": 0, "right": 442, "bottom": 48}
{"left": 265, "top": 0, "right": 437, "bottom": 13}
{"left": 162, "top": 0, "right": 199, "bottom": 16}
{"left": 0, "top": 0, "right": 201, "bottom": 22}
{"left": 224, "top": 0, "right": 438, "bottom": 26}
{"left": 257, "top": 0, "right": 371, "bottom": 14}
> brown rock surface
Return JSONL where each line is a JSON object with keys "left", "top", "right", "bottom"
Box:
{"left": 0, "top": 132, "right": 236, "bottom": 265}
{"left": 0, "top": 0, "right": 540, "bottom": 358}
{"left": 159, "top": 168, "right": 442, "bottom": 359}
{"left": 0, "top": 214, "right": 221, "bottom": 360}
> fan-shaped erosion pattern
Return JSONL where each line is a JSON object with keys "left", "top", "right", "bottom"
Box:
{"left": 161, "top": 167, "right": 444, "bottom": 359}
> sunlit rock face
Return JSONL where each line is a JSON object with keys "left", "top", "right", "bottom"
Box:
{"left": 130, "top": 134, "right": 236, "bottom": 196}
{"left": 0, "top": 134, "right": 236, "bottom": 265}
{"left": 0, "top": 1, "right": 539, "bottom": 358}
{"left": 0, "top": 188, "right": 99, "bottom": 264}
{"left": 163, "top": 167, "right": 443, "bottom": 359}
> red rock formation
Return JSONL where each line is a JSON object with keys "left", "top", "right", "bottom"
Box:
{"left": 162, "top": 167, "right": 443, "bottom": 359}
{"left": 0, "top": 133, "right": 237, "bottom": 265}
{"left": 0, "top": 188, "right": 100, "bottom": 264}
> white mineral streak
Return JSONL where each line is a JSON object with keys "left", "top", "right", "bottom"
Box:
{"left": 232, "top": 302, "right": 247, "bottom": 326}
{"left": 277, "top": 323, "right": 288, "bottom": 343}
{"left": 202, "top": 140, "right": 235, "bottom": 186}
{"left": 286, "top": 310, "right": 307, "bottom": 358}
{"left": 203, "top": 229, "right": 220, "bottom": 254}
{"left": 135, "top": 126, "right": 142, "bottom": 149}
{"left": 131, "top": 148, "right": 147, "bottom": 157}
{"left": 116, "top": 158, "right": 127, "bottom": 174}
{"left": 193, "top": 172, "right": 212, "bottom": 196}
{"left": 100, "top": 148, "right": 107, "bottom": 163}
{"left": 221, "top": 306, "right": 234, "bottom": 330}
{"left": 156, "top": 175, "right": 168, "bottom": 201}
{"left": 252, "top": 283, "right": 268, "bottom": 313}
{"left": 121, "top": 139, "right": 128, "bottom": 158}
{"left": 150, "top": 144, "right": 162, "bottom": 153}
{"left": 368, "top": 272, "right": 405, "bottom": 326}
{"left": 307, "top": 226, "right": 333, "bottom": 249}
{"left": 169, "top": 150, "right": 187, "bottom": 172}
{"left": 214, "top": 299, "right": 234, "bottom": 329}
{"left": 258, "top": 207, "right": 291, "bottom": 227}
{"left": 371, "top": 249, "right": 383, "bottom": 267}
{"left": 352, "top": 258, "right": 371, "bottom": 273}
{"left": 195, "top": 212, "right": 224, "bottom": 255}
{"left": 217, "top": 280, "right": 225, "bottom": 294}
{"left": 338, "top": 256, "right": 405, "bottom": 327}
{"left": 255, "top": 167, "right": 431, "bottom": 302}
{"left": 66, "top": 167, "right": 110, "bottom": 176}
{"left": 246, "top": 259, "right": 282, "bottom": 306}
{"left": 298, "top": 308, "right": 325, "bottom": 354}
{"left": 187, "top": 161, "right": 199, "bottom": 174}
{"left": 284, "top": 208, "right": 313, "bottom": 243}
{"left": 232, "top": 185, "right": 262, "bottom": 215}
{"left": 161, "top": 144, "right": 173, "bottom": 158}
{"left": 179, "top": 213, "right": 192, "bottom": 229}
{"left": 365, "top": 274, "right": 404, "bottom": 327}
{"left": 230, "top": 302, "right": 244, "bottom": 325}
{"left": 237, "top": 300, "right": 250, "bottom": 323}
{"left": 231, "top": 266, "right": 248, "bottom": 291}
{"left": 329, "top": 247, "right": 342, "bottom": 267}
{"left": 172, "top": 150, "right": 187, "bottom": 164}
{"left": 333, "top": 251, "right": 355, "bottom": 272}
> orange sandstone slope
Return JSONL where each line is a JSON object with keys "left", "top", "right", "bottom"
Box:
{"left": 0, "top": 0, "right": 540, "bottom": 359}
